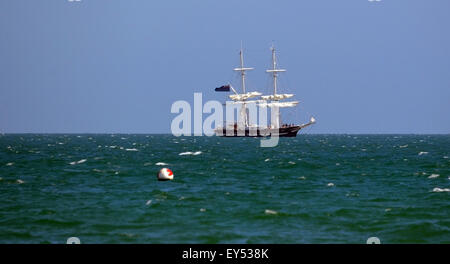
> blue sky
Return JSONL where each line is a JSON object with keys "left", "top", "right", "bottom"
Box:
{"left": 0, "top": 0, "right": 449, "bottom": 133}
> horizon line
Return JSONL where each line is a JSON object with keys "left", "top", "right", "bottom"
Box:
{"left": 1, "top": 133, "right": 449, "bottom": 136}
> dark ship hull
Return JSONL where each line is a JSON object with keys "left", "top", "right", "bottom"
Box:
{"left": 216, "top": 125, "right": 301, "bottom": 137}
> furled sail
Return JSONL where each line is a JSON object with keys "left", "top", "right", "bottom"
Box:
{"left": 227, "top": 99, "right": 266, "bottom": 105}
{"left": 229, "top": 91, "right": 262, "bottom": 101}
{"left": 258, "top": 101, "right": 299, "bottom": 108}
{"left": 260, "top": 94, "right": 294, "bottom": 101}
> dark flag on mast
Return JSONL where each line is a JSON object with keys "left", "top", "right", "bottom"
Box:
{"left": 215, "top": 84, "right": 231, "bottom": 92}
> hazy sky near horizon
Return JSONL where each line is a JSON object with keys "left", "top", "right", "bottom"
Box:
{"left": 1, "top": 0, "right": 449, "bottom": 133}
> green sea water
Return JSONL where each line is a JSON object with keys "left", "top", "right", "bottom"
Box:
{"left": 0, "top": 134, "right": 449, "bottom": 244}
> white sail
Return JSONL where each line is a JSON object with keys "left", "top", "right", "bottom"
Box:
{"left": 258, "top": 101, "right": 299, "bottom": 108}
{"left": 260, "top": 94, "right": 294, "bottom": 101}
{"left": 227, "top": 99, "right": 266, "bottom": 105}
{"left": 229, "top": 91, "right": 262, "bottom": 101}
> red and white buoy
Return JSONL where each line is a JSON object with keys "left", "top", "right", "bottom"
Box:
{"left": 157, "top": 168, "right": 174, "bottom": 181}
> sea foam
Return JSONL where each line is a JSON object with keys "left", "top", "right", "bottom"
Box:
{"left": 432, "top": 187, "right": 450, "bottom": 193}
{"left": 428, "top": 174, "right": 440, "bottom": 179}
{"left": 126, "top": 148, "right": 138, "bottom": 151}
{"left": 265, "top": 209, "right": 278, "bottom": 215}
{"left": 179, "top": 151, "right": 202, "bottom": 156}
{"left": 70, "top": 159, "right": 87, "bottom": 165}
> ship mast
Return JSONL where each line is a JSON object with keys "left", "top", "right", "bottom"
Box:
{"left": 234, "top": 47, "right": 254, "bottom": 94}
{"left": 266, "top": 46, "right": 286, "bottom": 96}
{"left": 266, "top": 46, "right": 286, "bottom": 128}
{"left": 233, "top": 46, "right": 253, "bottom": 126}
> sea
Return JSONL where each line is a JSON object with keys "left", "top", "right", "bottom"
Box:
{"left": 0, "top": 134, "right": 449, "bottom": 244}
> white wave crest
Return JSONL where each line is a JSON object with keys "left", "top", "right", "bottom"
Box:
{"left": 126, "top": 148, "right": 138, "bottom": 152}
{"left": 70, "top": 159, "right": 87, "bottom": 165}
{"left": 179, "top": 151, "right": 202, "bottom": 156}
{"left": 265, "top": 209, "right": 278, "bottom": 215}
{"left": 432, "top": 187, "right": 450, "bottom": 193}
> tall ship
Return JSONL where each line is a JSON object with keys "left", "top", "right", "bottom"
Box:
{"left": 214, "top": 46, "right": 316, "bottom": 137}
